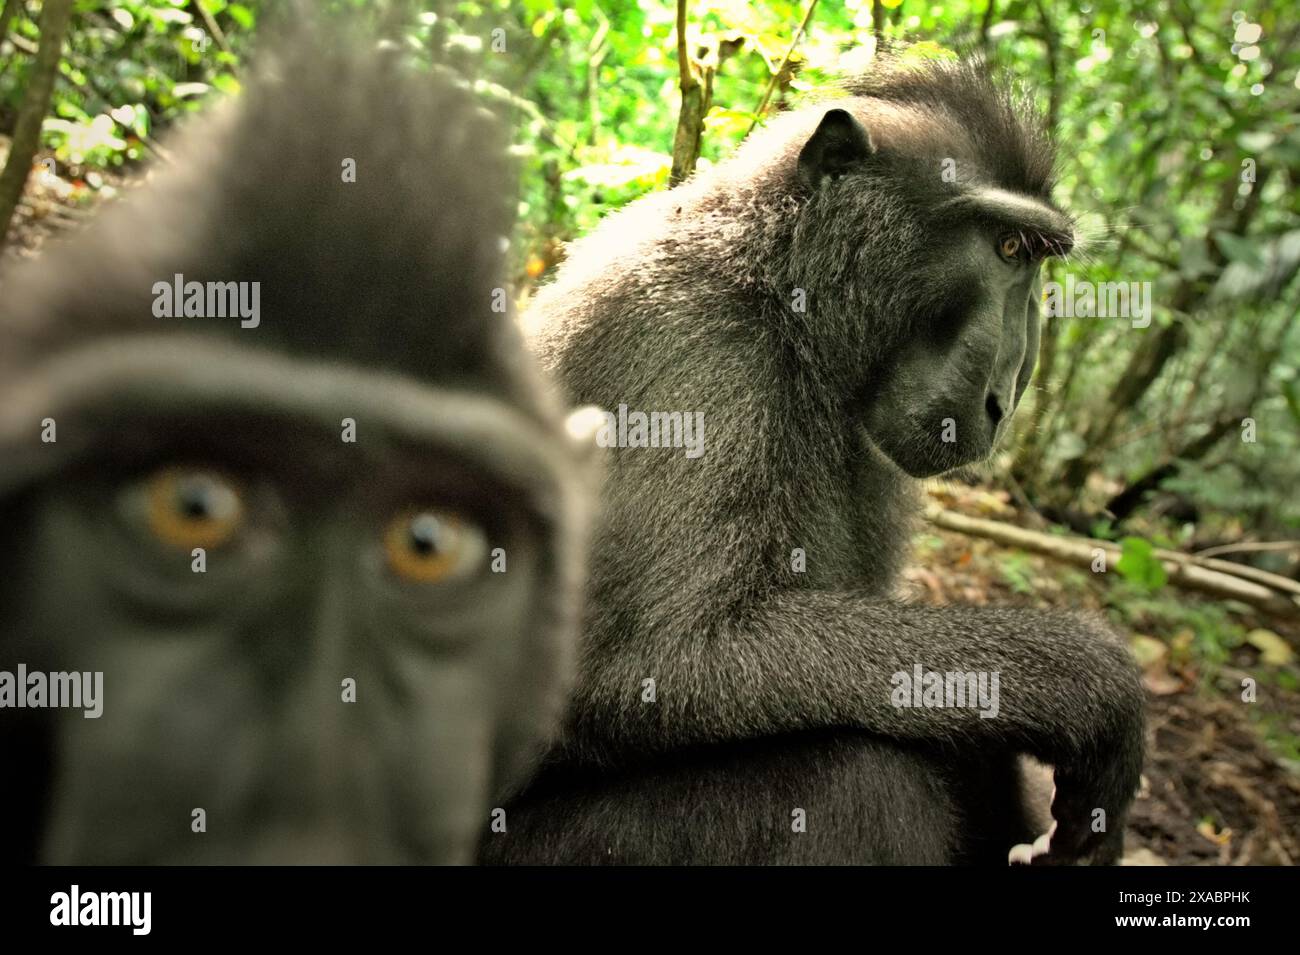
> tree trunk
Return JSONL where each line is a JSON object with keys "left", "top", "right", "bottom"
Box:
{"left": 0, "top": 0, "right": 74, "bottom": 247}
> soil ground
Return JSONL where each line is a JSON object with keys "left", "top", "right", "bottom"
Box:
{"left": 910, "top": 484, "right": 1300, "bottom": 865}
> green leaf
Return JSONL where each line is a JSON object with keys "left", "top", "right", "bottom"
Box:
{"left": 1213, "top": 231, "right": 1265, "bottom": 269}
{"left": 1245, "top": 629, "right": 1294, "bottom": 666}
{"left": 1281, "top": 380, "right": 1300, "bottom": 426}
{"left": 1115, "top": 537, "right": 1168, "bottom": 591}
{"left": 227, "top": 4, "right": 255, "bottom": 31}
{"left": 172, "top": 82, "right": 211, "bottom": 100}
{"left": 1237, "top": 131, "right": 1276, "bottom": 152}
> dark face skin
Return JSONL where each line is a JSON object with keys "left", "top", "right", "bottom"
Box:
{"left": 14, "top": 411, "right": 542, "bottom": 864}
{"left": 794, "top": 109, "right": 1074, "bottom": 481}
{"left": 862, "top": 219, "right": 1048, "bottom": 478}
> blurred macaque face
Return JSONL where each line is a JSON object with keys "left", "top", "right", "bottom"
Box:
{"left": 13, "top": 410, "right": 543, "bottom": 864}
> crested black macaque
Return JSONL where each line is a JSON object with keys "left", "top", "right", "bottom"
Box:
{"left": 0, "top": 23, "right": 592, "bottom": 864}
{"left": 483, "top": 60, "right": 1144, "bottom": 865}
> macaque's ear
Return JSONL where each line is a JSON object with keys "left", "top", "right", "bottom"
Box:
{"left": 797, "top": 108, "right": 875, "bottom": 191}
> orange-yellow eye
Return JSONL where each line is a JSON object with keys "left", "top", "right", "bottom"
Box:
{"left": 999, "top": 234, "right": 1022, "bottom": 260}
{"left": 383, "top": 509, "right": 486, "bottom": 584}
{"left": 145, "top": 468, "right": 244, "bottom": 550}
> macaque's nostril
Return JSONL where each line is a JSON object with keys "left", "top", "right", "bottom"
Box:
{"left": 985, "top": 392, "right": 1005, "bottom": 426}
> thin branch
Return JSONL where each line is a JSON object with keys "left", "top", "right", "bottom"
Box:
{"left": 925, "top": 505, "right": 1300, "bottom": 619}
{"left": 747, "top": 0, "right": 819, "bottom": 134}
{"left": 1196, "top": 541, "right": 1300, "bottom": 560}
{"left": 0, "top": 0, "right": 22, "bottom": 67}
{"left": 676, "top": 0, "right": 694, "bottom": 92}
{"left": 979, "top": 0, "right": 997, "bottom": 55}
{"left": 189, "top": 0, "right": 233, "bottom": 59}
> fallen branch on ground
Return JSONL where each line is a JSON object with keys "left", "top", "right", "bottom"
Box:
{"left": 924, "top": 505, "right": 1300, "bottom": 621}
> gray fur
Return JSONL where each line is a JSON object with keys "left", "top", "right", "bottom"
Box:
{"left": 489, "top": 59, "right": 1143, "bottom": 865}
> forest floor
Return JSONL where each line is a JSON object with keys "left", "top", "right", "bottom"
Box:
{"left": 911, "top": 483, "right": 1300, "bottom": 865}
{"left": 0, "top": 149, "right": 126, "bottom": 262}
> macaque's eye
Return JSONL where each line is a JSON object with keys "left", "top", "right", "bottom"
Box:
{"left": 998, "top": 233, "right": 1023, "bottom": 261}
{"left": 144, "top": 467, "right": 245, "bottom": 550}
{"left": 383, "top": 508, "right": 487, "bottom": 584}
